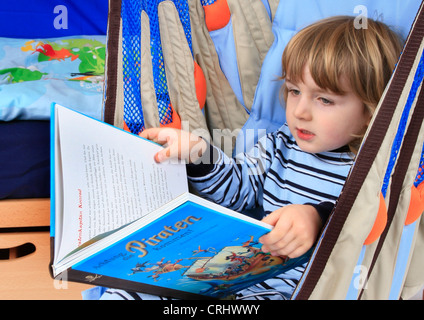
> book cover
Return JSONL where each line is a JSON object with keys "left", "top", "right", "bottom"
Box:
{"left": 71, "top": 195, "right": 309, "bottom": 299}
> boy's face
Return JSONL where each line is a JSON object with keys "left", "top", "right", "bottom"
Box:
{"left": 285, "top": 66, "right": 371, "bottom": 154}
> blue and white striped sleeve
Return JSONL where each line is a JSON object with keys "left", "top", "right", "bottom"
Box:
{"left": 187, "top": 134, "right": 275, "bottom": 213}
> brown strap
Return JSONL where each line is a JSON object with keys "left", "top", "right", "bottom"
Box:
{"left": 103, "top": 0, "right": 122, "bottom": 125}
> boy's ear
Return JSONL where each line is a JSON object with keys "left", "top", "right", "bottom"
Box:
{"left": 364, "top": 104, "right": 374, "bottom": 126}
{"left": 366, "top": 114, "right": 372, "bottom": 126}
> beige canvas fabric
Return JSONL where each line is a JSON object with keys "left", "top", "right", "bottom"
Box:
{"left": 362, "top": 118, "right": 424, "bottom": 300}
{"left": 139, "top": 11, "right": 160, "bottom": 129}
{"left": 188, "top": 0, "right": 248, "bottom": 152}
{"left": 226, "top": 0, "right": 274, "bottom": 111}
{"left": 188, "top": 0, "right": 275, "bottom": 153}
{"left": 401, "top": 215, "right": 424, "bottom": 299}
{"left": 158, "top": 1, "right": 211, "bottom": 139}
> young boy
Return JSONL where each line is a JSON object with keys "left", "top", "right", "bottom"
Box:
{"left": 101, "top": 16, "right": 403, "bottom": 300}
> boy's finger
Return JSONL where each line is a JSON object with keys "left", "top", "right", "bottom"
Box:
{"left": 260, "top": 211, "right": 291, "bottom": 243}
{"left": 140, "top": 128, "right": 160, "bottom": 141}
{"left": 141, "top": 128, "right": 175, "bottom": 145}
{"left": 154, "top": 147, "right": 171, "bottom": 163}
{"left": 261, "top": 212, "right": 280, "bottom": 226}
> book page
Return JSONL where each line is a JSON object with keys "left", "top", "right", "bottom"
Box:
{"left": 54, "top": 105, "right": 188, "bottom": 262}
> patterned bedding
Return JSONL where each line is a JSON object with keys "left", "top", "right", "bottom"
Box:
{"left": 0, "top": 36, "right": 106, "bottom": 121}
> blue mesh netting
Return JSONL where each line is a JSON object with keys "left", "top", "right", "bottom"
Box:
{"left": 121, "top": 0, "right": 193, "bottom": 134}
{"left": 414, "top": 143, "right": 424, "bottom": 187}
{"left": 122, "top": 0, "right": 143, "bottom": 134}
{"left": 200, "top": 0, "right": 218, "bottom": 5}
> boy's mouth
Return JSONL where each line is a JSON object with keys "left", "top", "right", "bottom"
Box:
{"left": 296, "top": 128, "right": 315, "bottom": 141}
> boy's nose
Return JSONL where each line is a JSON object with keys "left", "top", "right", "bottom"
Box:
{"left": 293, "top": 97, "right": 312, "bottom": 120}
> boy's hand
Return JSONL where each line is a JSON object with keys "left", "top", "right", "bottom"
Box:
{"left": 259, "top": 204, "right": 322, "bottom": 258}
{"left": 140, "top": 128, "right": 207, "bottom": 164}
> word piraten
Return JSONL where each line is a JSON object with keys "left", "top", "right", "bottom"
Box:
{"left": 125, "top": 215, "right": 201, "bottom": 257}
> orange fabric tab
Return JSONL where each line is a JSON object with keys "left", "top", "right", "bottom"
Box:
{"left": 405, "top": 183, "right": 424, "bottom": 226}
{"left": 123, "top": 121, "right": 131, "bottom": 132}
{"left": 194, "top": 61, "right": 206, "bottom": 110}
{"left": 203, "top": 0, "right": 231, "bottom": 32}
{"left": 364, "top": 192, "right": 388, "bottom": 245}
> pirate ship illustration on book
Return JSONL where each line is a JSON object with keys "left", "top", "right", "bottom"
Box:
{"left": 127, "top": 235, "right": 296, "bottom": 297}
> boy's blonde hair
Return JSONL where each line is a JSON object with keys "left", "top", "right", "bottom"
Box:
{"left": 281, "top": 16, "right": 403, "bottom": 152}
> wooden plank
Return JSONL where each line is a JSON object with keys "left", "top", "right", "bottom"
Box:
{"left": 0, "top": 199, "right": 50, "bottom": 228}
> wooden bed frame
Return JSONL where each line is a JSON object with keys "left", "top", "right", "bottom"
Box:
{"left": 0, "top": 198, "right": 92, "bottom": 299}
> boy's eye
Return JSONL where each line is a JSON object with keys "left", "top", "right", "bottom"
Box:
{"left": 319, "top": 97, "right": 333, "bottom": 105}
{"left": 289, "top": 89, "right": 301, "bottom": 96}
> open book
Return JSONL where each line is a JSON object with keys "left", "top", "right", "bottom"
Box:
{"left": 50, "top": 104, "right": 310, "bottom": 299}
